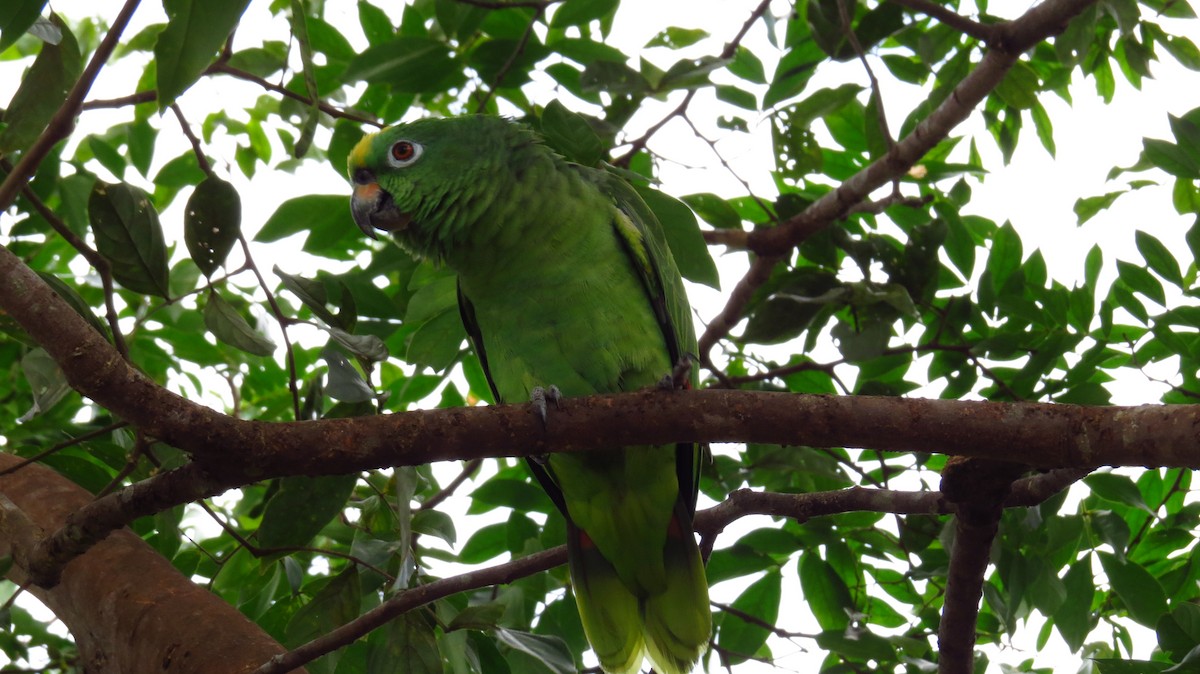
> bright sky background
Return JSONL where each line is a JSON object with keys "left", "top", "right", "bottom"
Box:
{"left": 3, "top": 0, "right": 1200, "bottom": 672}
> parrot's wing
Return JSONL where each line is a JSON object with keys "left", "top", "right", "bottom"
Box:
{"left": 458, "top": 279, "right": 570, "bottom": 515}
{"left": 577, "top": 166, "right": 702, "bottom": 518}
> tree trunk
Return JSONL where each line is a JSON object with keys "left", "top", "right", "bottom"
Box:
{"left": 0, "top": 453, "right": 305, "bottom": 673}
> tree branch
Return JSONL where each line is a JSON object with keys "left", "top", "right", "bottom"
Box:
{"left": 697, "top": 0, "right": 1099, "bottom": 359}
{"left": 0, "top": 453, "right": 303, "bottom": 674}
{"left": 887, "top": 0, "right": 1000, "bottom": 44}
{"left": 255, "top": 477, "right": 1082, "bottom": 673}
{"left": 5, "top": 225, "right": 1200, "bottom": 583}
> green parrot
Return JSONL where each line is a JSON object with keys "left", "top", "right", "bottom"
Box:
{"left": 348, "top": 115, "right": 710, "bottom": 674}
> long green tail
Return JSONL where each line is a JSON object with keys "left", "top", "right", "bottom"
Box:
{"left": 567, "top": 512, "right": 711, "bottom": 674}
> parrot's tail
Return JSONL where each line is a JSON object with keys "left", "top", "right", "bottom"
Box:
{"left": 567, "top": 515, "right": 711, "bottom": 674}
{"left": 642, "top": 513, "right": 711, "bottom": 674}
{"left": 568, "top": 525, "right": 646, "bottom": 674}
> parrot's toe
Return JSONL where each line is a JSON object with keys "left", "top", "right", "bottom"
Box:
{"left": 531, "top": 385, "right": 562, "bottom": 425}
{"left": 658, "top": 355, "right": 694, "bottom": 391}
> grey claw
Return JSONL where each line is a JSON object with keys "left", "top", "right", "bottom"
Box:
{"left": 531, "top": 385, "right": 562, "bottom": 425}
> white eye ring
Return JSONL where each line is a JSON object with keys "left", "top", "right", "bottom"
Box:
{"left": 387, "top": 140, "right": 423, "bottom": 168}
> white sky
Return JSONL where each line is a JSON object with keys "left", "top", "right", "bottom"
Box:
{"left": 3, "top": 0, "right": 1200, "bottom": 672}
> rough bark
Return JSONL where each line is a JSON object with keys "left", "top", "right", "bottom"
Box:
{"left": 0, "top": 453, "right": 304, "bottom": 674}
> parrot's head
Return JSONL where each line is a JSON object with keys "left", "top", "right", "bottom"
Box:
{"left": 347, "top": 116, "right": 518, "bottom": 244}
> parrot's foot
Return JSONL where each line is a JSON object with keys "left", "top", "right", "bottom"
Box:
{"left": 658, "top": 355, "right": 695, "bottom": 391}
{"left": 531, "top": 385, "right": 562, "bottom": 426}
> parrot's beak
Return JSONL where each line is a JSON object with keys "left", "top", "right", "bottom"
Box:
{"left": 351, "top": 181, "right": 411, "bottom": 239}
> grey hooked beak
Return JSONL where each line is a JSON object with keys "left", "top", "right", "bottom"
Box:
{"left": 351, "top": 181, "right": 411, "bottom": 239}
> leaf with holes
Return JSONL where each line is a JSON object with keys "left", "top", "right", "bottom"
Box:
{"left": 185, "top": 176, "right": 241, "bottom": 276}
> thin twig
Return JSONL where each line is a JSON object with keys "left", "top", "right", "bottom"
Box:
{"left": 474, "top": 6, "right": 544, "bottom": 113}
{"left": 237, "top": 235, "right": 303, "bottom": 420}
{"left": 418, "top": 459, "right": 482, "bottom": 511}
{"left": 0, "top": 421, "right": 129, "bottom": 478}
{"left": 887, "top": 0, "right": 1000, "bottom": 44}
{"left": 698, "top": 0, "right": 1099, "bottom": 363}
{"left": 612, "top": 0, "right": 772, "bottom": 166}
{"left": 81, "top": 91, "right": 157, "bottom": 109}
{"left": 205, "top": 62, "right": 382, "bottom": 127}
{"left": 170, "top": 103, "right": 214, "bottom": 176}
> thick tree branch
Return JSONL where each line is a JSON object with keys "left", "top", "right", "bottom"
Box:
{"left": 697, "top": 0, "right": 1098, "bottom": 358}
{"left": 937, "top": 458, "right": 1029, "bottom": 674}
{"left": 4, "top": 227, "right": 1200, "bottom": 582}
{"left": 0, "top": 454, "right": 303, "bottom": 674}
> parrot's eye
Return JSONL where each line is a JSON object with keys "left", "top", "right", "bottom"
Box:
{"left": 388, "top": 140, "right": 423, "bottom": 167}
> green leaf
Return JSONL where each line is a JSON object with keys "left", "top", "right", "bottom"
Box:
{"left": 274, "top": 267, "right": 339, "bottom": 326}
{"left": 323, "top": 349, "right": 375, "bottom": 402}
{"left": 470, "top": 478, "right": 555, "bottom": 514}
{"left": 330, "top": 327, "right": 389, "bottom": 363}
{"left": 763, "top": 41, "right": 823, "bottom": 108}
{"left": 799, "top": 552, "right": 854, "bottom": 631}
{"left": 727, "top": 45, "right": 766, "bottom": 84}
{"left": 1099, "top": 552, "right": 1168, "bottom": 628}
{"left": 0, "top": 0, "right": 50, "bottom": 52}
{"left": 38, "top": 272, "right": 109, "bottom": 339}
{"left": 681, "top": 193, "right": 742, "bottom": 230}
{"left": 1093, "top": 660, "right": 1172, "bottom": 673}
{"left": 286, "top": 568, "right": 361, "bottom": 648}
{"left": 1144, "top": 138, "right": 1200, "bottom": 179}
{"left": 994, "top": 60, "right": 1040, "bottom": 109}
{"left": 1162, "top": 36, "right": 1200, "bottom": 70}
{"left": 255, "top": 194, "right": 358, "bottom": 255}
{"left": 1057, "top": 556, "right": 1095, "bottom": 651}
{"left": 1085, "top": 244, "right": 1103, "bottom": 290}
{"left": 1117, "top": 259, "right": 1167, "bottom": 305}
{"left": 19, "top": 348, "right": 72, "bottom": 422}
{"left": 448, "top": 603, "right": 507, "bottom": 632}
{"left": 1135, "top": 230, "right": 1183, "bottom": 286}
{"left": 785, "top": 83, "right": 863, "bottom": 130}
{"left": 185, "top": 176, "right": 241, "bottom": 276}
{"left": 343, "top": 37, "right": 464, "bottom": 93}
{"left": 814, "top": 629, "right": 897, "bottom": 661}
{"left": 832, "top": 319, "right": 889, "bottom": 362}
{"left": 259, "top": 474, "right": 358, "bottom": 549}
{"left": 459, "top": 522, "right": 508, "bottom": 563}
{"left": 88, "top": 181, "right": 171, "bottom": 298}
{"left": 717, "top": 569, "right": 781, "bottom": 665}
{"left": 404, "top": 309, "right": 464, "bottom": 372}
{"left": 634, "top": 185, "right": 721, "bottom": 289}
{"left": 1085, "top": 472, "right": 1153, "bottom": 513}
{"left": 580, "top": 60, "right": 648, "bottom": 95}
{"left": 988, "top": 222, "right": 1023, "bottom": 288}
{"left": 203, "top": 292, "right": 276, "bottom": 356}
{"left": 155, "top": 0, "right": 252, "bottom": 110}
{"left": 367, "top": 612, "right": 441, "bottom": 674}
{"left": 1030, "top": 98, "right": 1056, "bottom": 157}
{"left": 550, "top": 0, "right": 618, "bottom": 28}
{"left": 540, "top": 100, "right": 604, "bottom": 166}
{"left": 494, "top": 628, "right": 575, "bottom": 674}
{"left": 645, "top": 26, "right": 708, "bottom": 49}
{"left": 0, "top": 14, "right": 81, "bottom": 154}
{"left": 411, "top": 509, "right": 456, "bottom": 546}
{"left": 1074, "top": 191, "right": 1126, "bottom": 225}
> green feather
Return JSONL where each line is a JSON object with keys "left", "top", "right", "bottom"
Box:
{"left": 350, "top": 116, "right": 710, "bottom": 674}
